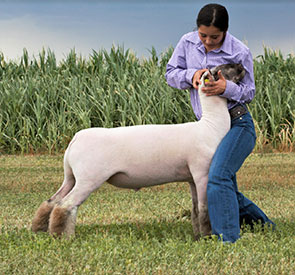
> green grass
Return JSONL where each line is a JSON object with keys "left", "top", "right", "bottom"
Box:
{"left": 0, "top": 153, "right": 294, "bottom": 274}
{"left": 1, "top": 46, "right": 295, "bottom": 154}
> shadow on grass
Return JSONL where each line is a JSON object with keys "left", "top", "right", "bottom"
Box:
{"left": 75, "top": 219, "right": 195, "bottom": 242}
{"left": 74, "top": 218, "right": 293, "bottom": 241}
{"left": 73, "top": 217, "right": 295, "bottom": 242}
{"left": 2, "top": 217, "right": 294, "bottom": 245}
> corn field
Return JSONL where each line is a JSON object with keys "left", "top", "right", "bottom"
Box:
{"left": 0, "top": 46, "right": 295, "bottom": 154}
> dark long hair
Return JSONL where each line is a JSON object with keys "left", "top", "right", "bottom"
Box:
{"left": 196, "top": 3, "right": 229, "bottom": 32}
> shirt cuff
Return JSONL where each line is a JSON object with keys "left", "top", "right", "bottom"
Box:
{"left": 221, "top": 80, "right": 238, "bottom": 100}
{"left": 186, "top": 69, "right": 197, "bottom": 85}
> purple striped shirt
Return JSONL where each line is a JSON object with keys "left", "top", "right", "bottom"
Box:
{"left": 165, "top": 31, "right": 255, "bottom": 120}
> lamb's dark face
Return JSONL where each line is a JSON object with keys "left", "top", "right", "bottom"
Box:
{"left": 209, "top": 64, "right": 246, "bottom": 83}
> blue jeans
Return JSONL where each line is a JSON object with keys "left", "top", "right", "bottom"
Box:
{"left": 207, "top": 112, "right": 275, "bottom": 243}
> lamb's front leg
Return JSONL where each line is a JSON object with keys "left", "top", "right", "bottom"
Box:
{"left": 189, "top": 182, "right": 201, "bottom": 240}
{"left": 190, "top": 166, "right": 212, "bottom": 238}
{"left": 196, "top": 175, "right": 211, "bottom": 237}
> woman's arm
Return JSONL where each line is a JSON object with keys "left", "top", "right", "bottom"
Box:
{"left": 201, "top": 50, "right": 255, "bottom": 105}
{"left": 165, "top": 37, "right": 198, "bottom": 90}
{"left": 221, "top": 50, "right": 255, "bottom": 104}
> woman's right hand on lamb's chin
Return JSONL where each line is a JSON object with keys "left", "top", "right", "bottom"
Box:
{"left": 192, "top": 69, "right": 208, "bottom": 90}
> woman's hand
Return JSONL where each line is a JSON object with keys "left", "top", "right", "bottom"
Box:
{"left": 192, "top": 69, "right": 208, "bottom": 90}
{"left": 201, "top": 70, "right": 227, "bottom": 96}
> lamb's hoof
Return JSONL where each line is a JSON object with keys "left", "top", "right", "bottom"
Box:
{"left": 202, "top": 235, "right": 214, "bottom": 242}
{"left": 194, "top": 232, "right": 213, "bottom": 241}
{"left": 49, "top": 206, "right": 71, "bottom": 237}
{"left": 194, "top": 234, "right": 201, "bottom": 241}
{"left": 32, "top": 200, "right": 54, "bottom": 232}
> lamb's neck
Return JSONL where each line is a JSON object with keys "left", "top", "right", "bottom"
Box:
{"left": 199, "top": 94, "right": 231, "bottom": 134}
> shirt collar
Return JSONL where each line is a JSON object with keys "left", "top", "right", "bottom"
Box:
{"left": 186, "top": 31, "right": 233, "bottom": 55}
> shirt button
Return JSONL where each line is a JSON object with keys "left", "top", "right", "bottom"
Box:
{"left": 240, "top": 117, "right": 243, "bottom": 120}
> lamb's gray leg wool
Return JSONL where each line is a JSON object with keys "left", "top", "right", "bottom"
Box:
{"left": 49, "top": 205, "right": 77, "bottom": 237}
{"left": 31, "top": 200, "right": 55, "bottom": 232}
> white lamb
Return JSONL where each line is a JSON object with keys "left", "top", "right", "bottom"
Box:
{"left": 32, "top": 64, "right": 245, "bottom": 239}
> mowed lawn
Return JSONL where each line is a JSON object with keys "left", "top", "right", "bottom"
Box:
{"left": 0, "top": 153, "right": 294, "bottom": 274}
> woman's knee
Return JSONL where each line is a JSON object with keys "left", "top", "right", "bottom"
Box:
{"left": 207, "top": 168, "right": 235, "bottom": 193}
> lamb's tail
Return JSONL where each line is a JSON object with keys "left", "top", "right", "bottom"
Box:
{"left": 63, "top": 147, "right": 75, "bottom": 188}
{"left": 48, "top": 136, "right": 77, "bottom": 203}
{"left": 62, "top": 136, "right": 77, "bottom": 195}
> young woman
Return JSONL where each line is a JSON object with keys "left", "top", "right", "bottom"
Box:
{"left": 165, "top": 3, "right": 275, "bottom": 243}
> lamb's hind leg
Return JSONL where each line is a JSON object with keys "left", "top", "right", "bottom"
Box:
{"left": 31, "top": 200, "right": 55, "bottom": 233}
{"left": 31, "top": 175, "right": 75, "bottom": 233}
{"left": 49, "top": 179, "right": 104, "bottom": 238}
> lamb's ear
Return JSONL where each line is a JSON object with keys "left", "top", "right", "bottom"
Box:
{"left": 208, "top": 69, "right": 218, "bottom": 81}
{"left": 237, "top": 64, "right": 244, "bottom": 71}
{"left": 237, "top": 64, "right": 246, "bottom": 79}
{"left": 233, "top": 75, "right": 243, "bottom": 84}
{"left": 233, "top": 76, "right": 239, "bottom": 83}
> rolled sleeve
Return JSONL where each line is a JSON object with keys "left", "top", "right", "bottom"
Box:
{"left": 165, "top": 35, "right": 197, "bottom": 90}
{"left": 221, "top": 50, "right": 255, "bottom": 104}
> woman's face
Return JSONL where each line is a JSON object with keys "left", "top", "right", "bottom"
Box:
{"left": 198, "top": 25, "right": 225, "bottom": 52}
